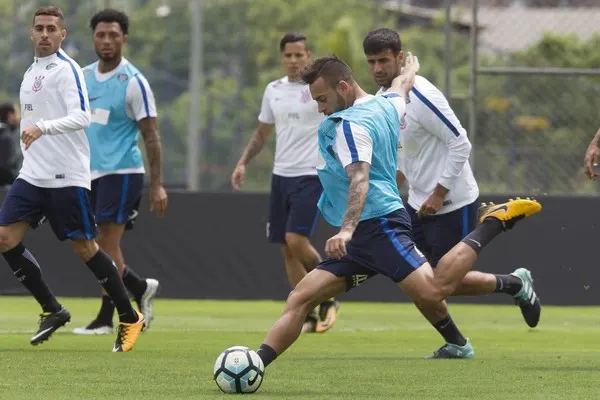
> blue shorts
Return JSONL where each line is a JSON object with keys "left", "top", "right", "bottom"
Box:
{"left": 0, "top": 178, "right": 97, "bottom": 241}
{"left": 91, "top": 173, "right": 144, "bottom": 230}
{"left": 267, "top": 174, "right": 322, "bottom": 243}
{"left": 317, "top": 208, "right": 427, "bottom": 290}
{"left": 406, "top": 201, "right": 478, "bottom": 267}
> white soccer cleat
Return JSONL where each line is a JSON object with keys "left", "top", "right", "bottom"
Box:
{"left": 72, "top": 324, "right": 113, "bottom": 335}
{"left": 139, "top": 278, "right": 160, "bottom": 332}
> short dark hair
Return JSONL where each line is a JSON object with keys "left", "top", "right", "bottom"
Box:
{"left": 301, "top": 55, "right": 354, "bottom": 87}
{"left": 363, "top": 28, "right": 402, "bottom": 55}
{"left": 0, "top": 103, "right": 15, "bottom": 123}
{"left": 33, "top": 6, "right": 65, "bottom": 25}
{"left": 90, "top": 9, "right": 129, "bottom": 35}
{"left": 279, "top": 32, "right": 308, "bottom": 52}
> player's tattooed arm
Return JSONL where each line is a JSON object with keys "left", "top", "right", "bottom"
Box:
{"left": 238, "top": 122, "right": 273, "bottom": 166}
{"left": 139, "top": 117, "right": 163, "bottom": 186}
{"left": 341, "top": 161, "right": 371, "bottom": 234}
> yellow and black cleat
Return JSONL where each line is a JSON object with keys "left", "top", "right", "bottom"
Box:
{"left": 478, "top": 197, "right": 542, "bottom": 230}
{"left": 315, "top": 299, "right": 340, "bottom": 333}
{"left": 112, "top": 311, "right": 145, "bottom": 353}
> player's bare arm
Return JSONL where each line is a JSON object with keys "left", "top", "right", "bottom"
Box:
{"left": 231, "top": 122, "right": 273, "bottom": 191}
{"left": 139, "top": 117, "right": 168, "bottom": 216}
{"left": 326, "top": 161, "right": 371, "bottom": 259}
{"left": 390, "top": 52, "right": 419, "bottom": 100}
{"left": 584, "top": 126, "right": 600, "bottom": 179}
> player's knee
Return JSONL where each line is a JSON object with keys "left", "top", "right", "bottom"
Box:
{"left": 70, "top": 239, "right": 100, "bottom": 262}
{"left": 414, "top": 285, "right": 446, "bottom": 304}
{"left": 284, "top": 232, "right": 309, "bottom": 253}
{"left": 285, "top": 288, "right": 316, "bottom": 315}
{"left": 0, "top": 228, "right": 20, "bottom": 253}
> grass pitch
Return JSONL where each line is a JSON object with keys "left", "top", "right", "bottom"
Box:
{"left": 0, "top": 297, "right": 599, "bottom": 399}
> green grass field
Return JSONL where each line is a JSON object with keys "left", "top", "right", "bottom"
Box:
{"left": 0, "top": 297, "right": 599, "bottom": 399}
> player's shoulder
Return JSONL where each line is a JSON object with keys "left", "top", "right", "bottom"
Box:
{"left": 264, "top": 76, "right": 290, "bottom": 91}
{"left": 412, "top": 75, "right": 443, "bottom": 97}
{"left": 82, "top": 61, "right": 98, "bottom": 77}
{"left": 55, "top": 50, "right": 84, "bottom": 71}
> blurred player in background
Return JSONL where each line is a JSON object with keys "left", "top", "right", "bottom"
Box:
{"left": 72, "top": 9, "right": 167, "bottom": 336}
{"left": 231, "top": 33, "right": 339, "bottom": 333}
{"left": 0, "top": 103, "right": 21, "bottom": 188}
{"left": 254, "top": 54, "right": 542, "bottom": 369}
{"left": 362, "top": 28, "right": 541, "bottom": 357}
{"left": 0, "top": 6, "right": 144, "bottom": 352}
{"left": 583, "top": 127, "right": 600, "bottom": 180}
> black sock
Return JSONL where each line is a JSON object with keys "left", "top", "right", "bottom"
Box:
{"left": 2, "top": 243, "right": 61, "bottom": 313}
{"left": 86, "top": 250, "right": 138, "bottom": 323}
{"left": 494, "top": 275, "right": 523, "bottom": 296}
{"left": 122, "top": 265, "right": 147, "bottom": 300}
{"left": 461, "top": 218, "right": 504, "bottom": 255}
{"left": 433, "top": 316, "right": 467, "bottom": 347}
{"left": 95, "top": 295, "right": 115, "bottom": 326}
{"left": 256, "top": 343, "right": 278, "bottom": 368}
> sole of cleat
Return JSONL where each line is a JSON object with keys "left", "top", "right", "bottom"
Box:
{"left": 478, "top": 199, "right": 542, "bottom": 224}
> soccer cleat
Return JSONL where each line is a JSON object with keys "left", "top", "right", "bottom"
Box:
{"left": 112, "top": 311, "right": 145, "bottom": 352}
{"left": 315, "top": 299, "right": 340, "bottom": 333}
{"left": 135, "top": 278, "right": 160, "bottom": 332}
{"left": 72, "top": 320, "right": 114, "bottom": 335}
{"left": 30, "top": 307, "right": 71, "bottom": 345}
{"left": 301, "top": 309, "right": 318, "bottom": 333}
{"left": 510, "top": 267, "right": 541, "bottom": 328}
{"left": 425, "top": 339, "right": 475, "bottom": 359}
{"left": 478, "top": 197, "right": 542, "bottom": 230}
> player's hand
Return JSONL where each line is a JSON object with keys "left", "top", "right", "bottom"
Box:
{"left": 584, "top": 142, "right": 600, "bottom": 179}
{"left": 393, "top": 52, "right": 419, "bottom": 99}
{"left": 21, "top": 125, "right": 43, "bottom": 150}
{"left": 231, "top": 164, "right": 246, "bottom": 192}
{"left": 325, "top": 230, "right": 353, "bottom": 259}
{"left": 418, "top": 193, "right": 444, "bottom": 217}
{"left": 149, "top": 184, "right": 168, "bottom": 217}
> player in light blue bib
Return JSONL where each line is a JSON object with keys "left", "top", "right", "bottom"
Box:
{"left": 73, "top": 9, "right": 168, "bottom": 336}
{"left": 252, "top": 54, "right": 542, "bottom": 372}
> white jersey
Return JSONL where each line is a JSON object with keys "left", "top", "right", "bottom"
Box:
{"left": 18, "top": 49, "right": 91, "bottom": 189}
{"left": 377, "top": 76, "right": 479, "bottom": 214}
{"left": 258, "top": 76, "right": 324, "bottom": 177}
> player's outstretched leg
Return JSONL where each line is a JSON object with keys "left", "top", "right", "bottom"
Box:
{"left": 282, "top": 232, "right": 340, "bottom": 334}
{"left": 256, "top": 269, "right": 347, "bottom": 368}
{"left": 432, "top": 198, "right": 541, "bottom": 299}
{"left": 71, "top": 239, "right": 145, "bottom": 352}
{"left": 0, "top": 223, "right": 72, "bottom": 345}
{"left": 509, "top": 267, "right": 541, "bottom": 327}
{"left": 412, "top": 297, "right": 475, "bottom": 359}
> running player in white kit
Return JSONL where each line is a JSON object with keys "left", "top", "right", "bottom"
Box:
{"left": 0, "top": 6, "right": 144, "bottom": 352}
{"left": 231, "top": 33, "right": 339, "bottom": 333}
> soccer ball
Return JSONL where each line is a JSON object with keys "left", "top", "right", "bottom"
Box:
{"left": 213, "top": 346, "right": 265, "bottom": 394}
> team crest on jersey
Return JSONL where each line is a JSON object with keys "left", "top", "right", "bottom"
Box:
{"left": 118, "top": 73, "right": 128, "bottom": 81}
{"left": 46, "top": 62, "right": 57, "bottom": 70}
{"left": 300, "top": 88, "right": 312, "bottom": 103}
{"left": 32, "top": 75, "right": 44, "bottom": 92}
{"left": 400, "top": 113, "right": 407, "bottom": 130}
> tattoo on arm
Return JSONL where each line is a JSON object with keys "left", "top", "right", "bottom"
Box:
{"left": 139, "top": 118, "right": 163, "bottom": 186}
{"left": 341, "top": 161, "right": 371, "bottom": 233}
{"left": 240, "top": 131, "right": 266, "bottom": 165}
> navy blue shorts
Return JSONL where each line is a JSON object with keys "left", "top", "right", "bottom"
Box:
{"left": 406, "top": 201, "right": 478, "bottom": 267}
{"left": 91, "top": 173, "right": 144, "bottom": 230}
{"left": 267, "top": 174, "right": 322, "bottom": 243}
{"left": 0, "top": 178, "right": 97, "bottom": 241}
{"left": 317, "top": 208, "right": 427, "bottom": 290}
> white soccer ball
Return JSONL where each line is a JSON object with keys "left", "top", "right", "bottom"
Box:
{"left": 213, "top": 346, "right": 265, "bottom": 394}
